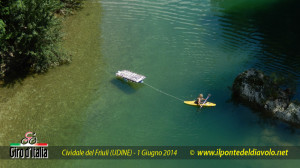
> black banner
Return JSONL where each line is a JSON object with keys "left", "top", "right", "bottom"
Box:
{"left": 1, "top": 146, "right": 300, "bottom": 159}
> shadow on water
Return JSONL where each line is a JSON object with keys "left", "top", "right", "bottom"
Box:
{"left": 229, "top": 91, "right": 300, "bottom": 132}
{"left": 211, "top": 0, "right": 300, "bottom": 129}
{"left": 211, "top": 0, "right": 300, "bottom": 91}
{"left": 255, "top": 111, "right": 300, "bottom": 135}
{"left": 110, "top": 78, "right": 144, "bottom": 94}
{"left": 0, "top": 66, "right": 30, "bottom": 88}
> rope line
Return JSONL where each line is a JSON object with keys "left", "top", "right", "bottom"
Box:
{"left": 143, "top": 82, "right": 184, "bottom": 102}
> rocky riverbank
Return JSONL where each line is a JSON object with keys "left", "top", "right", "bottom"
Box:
{"left": 232, "top": 69, "right": 300, "bottom": 126}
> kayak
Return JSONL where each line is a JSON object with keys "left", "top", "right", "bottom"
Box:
{"left": 184, "top": 101, "right": 216, "bottom": 107}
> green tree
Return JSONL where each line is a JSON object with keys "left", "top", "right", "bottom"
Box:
{"left": 58, "top": 0, "right": 84, "bottom": 15}
{"left": 61, "top": 0, "right": 84, "bottom": 9}
{"left": 0, "top": 0, "right": 71, "bottom": 80}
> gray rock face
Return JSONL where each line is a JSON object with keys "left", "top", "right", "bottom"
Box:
{"left": 232, "top": 69, "right": 300, "bottom": 126}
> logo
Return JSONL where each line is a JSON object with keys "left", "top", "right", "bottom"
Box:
{"left": 10, "top": 132, "right": 48, "bottom": 159}
{"left": 10, "top": 132, "right": 48, "bottom": 147}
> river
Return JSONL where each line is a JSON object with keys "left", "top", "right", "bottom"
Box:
{"left": 1, "top": 0, "right": 300, "bottom": 167}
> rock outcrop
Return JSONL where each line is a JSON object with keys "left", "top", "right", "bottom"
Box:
{"left": 232, "top": 69, "right": 300, "bottom": 126}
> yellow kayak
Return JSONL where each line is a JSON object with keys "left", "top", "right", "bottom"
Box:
{"left": 184, "top": 101, "right": 216, "bottom": 107}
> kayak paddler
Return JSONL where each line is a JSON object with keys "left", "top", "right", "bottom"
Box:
{"left": 195, "top": 94, "right": 205, "bottom": 105}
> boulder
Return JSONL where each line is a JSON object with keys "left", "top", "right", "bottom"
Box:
{"left": 232, "top": 69, "right": 300, "bottom": 126}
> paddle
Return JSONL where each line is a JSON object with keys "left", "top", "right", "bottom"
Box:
{"left": 200, "top": 94, "right": 211, "bottom": 109}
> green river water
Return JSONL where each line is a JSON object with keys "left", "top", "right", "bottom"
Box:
{"left": 1, "top": 0, "right": 300, "bottom": 167}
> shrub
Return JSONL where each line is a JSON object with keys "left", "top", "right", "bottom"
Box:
{"left": 0, "top": 0, "right": 71, "bottom": 80}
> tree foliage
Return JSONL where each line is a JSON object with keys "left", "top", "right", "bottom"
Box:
{"left": 0, "top": 0, "right": 78, "bottom": 81}
{"left": 61, "top": 0, "right": 84, "bottom": 9}
{"left": 58, "top": 0, "right": 84, "bottom": 15}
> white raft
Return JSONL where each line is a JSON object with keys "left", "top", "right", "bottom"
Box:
{"left": 116, "top": 70, "right": 146, "bottom": 83}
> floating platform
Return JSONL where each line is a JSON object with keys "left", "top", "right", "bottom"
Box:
{"left": 116, "top": 70, "right": 146, "bottom": 83}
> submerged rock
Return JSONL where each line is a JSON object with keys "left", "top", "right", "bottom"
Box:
{"left": 232, "top": 69, "right": 300, "bottom": 126}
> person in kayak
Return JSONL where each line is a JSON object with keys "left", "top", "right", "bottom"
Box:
{"left": 195, "top": 94, "right": 205, "bottom": 105}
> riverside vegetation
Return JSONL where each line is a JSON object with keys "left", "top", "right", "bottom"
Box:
{"left": 0, "top": 0, "right": 84, "bottom": 83}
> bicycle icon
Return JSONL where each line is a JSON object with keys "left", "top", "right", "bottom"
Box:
{"left": 21, "top": 132, "right": 37, "bottom": 145}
